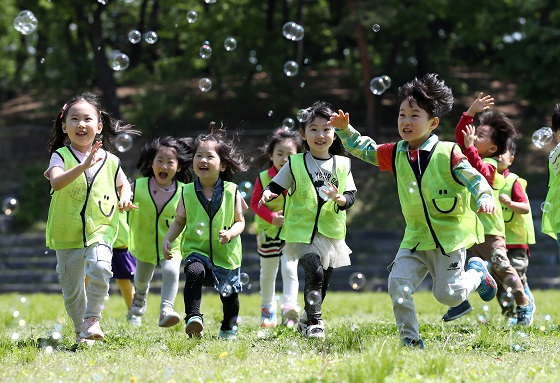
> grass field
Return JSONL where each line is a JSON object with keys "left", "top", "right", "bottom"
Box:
{"left": 1, "top": 290, "right": 559, "bottom": 383}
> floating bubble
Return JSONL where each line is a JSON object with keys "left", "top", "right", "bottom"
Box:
{"left": 408, "top": 181, "right": 418, "bottom": 193}
{"left": 282, "top": 22, "right": 304, "bottom": 41}
{"left": 238, "top": 181, "right": 253, "bottom": 199}
{"left": 128, "top": 30, "right": 141, "bottom": 44}
{"left": 240, "top": 272, "right": 250, "bottom": 285}
{"left": 370, "top": 76, "right": 389, "bottom": 95}
{"left": 283, "top": 61, "right": 299, "bottom": 77}
{"left": 20, "top": 297, "right": 27, "bottom": 303}
{"left": 297, "top": 109, "right": 310, "bottom": 123}
{"left": 397, "top": 297, "right": 404, "bottom": 304}
{"left": 110, "top": 52, "right": 130, "bottom": 71}
{"left": 204, "top": 0, "right": 217, "bottom": 3}
{"left": 249, "top": 56, "right": 258, "bottom": 65}
{"left": 267, "top": 110, "right": 273, "bottom": 117}
{"left": 349, "top": 272, "right": 366, "bottom": 290}
{"left": 372, "top": 24, "right": 381, "bottom": 32}
{"left": 477, "top": 315, "right": 488, "bottom": 324}
{"left": 2, "top": 197, "right": 20, "bottom": 216}
{"left": 198, "top": 78, "right": 212, "bottom": 92}
{"left": 221, "top": 284, "right": 232, "bottom": 297}
{"left": 196, "top": 222, "right": 207, "bottom": 236}
{"left": 380, "top": 75, "right": 392, "bottom": 90}
{"left": 282, "top": 118, "right": 295, "bottom": 130}
{"left": 13, "top": 310, "right": 19, "bottom": 318}
{"left": 224, "top": 37, "right": 237, "bottom": 51}
{"left": 44, "top": 345, "right": 54, "bottom": 354}
{"left": 115, "top": 133, "right": 133, "bottom": 153}
{"left": 513, "top": 344, "right": 521, "bottom": 351}
{"left": 541, "top": 201, "right": 552, "bottom": 212}
{"left": 545, "top": 314, "right": 551, "bottom": 321}
{"left": 300, "top": 82, "right": 305, "bottom": 88}
{"left": 499, "top": 291, "right": 514, "bottom": 309}
{"left": 13, "top": 10, "right": 38, "bottom": 35}
{"left": 483, "top": 305, "right": 489, "bottom": 311}
{"left": 532, "top": 127, "right": 553, "bottom": 148}
{"left": 200, "top": 44, "right": 212, "bottom": 59}
{"left": 11, "top": 332, "right": 19, "bottom": 341}
{"left": 186, "top": 10, "right": 198, "bottom": 23}
{"left": 306, "top": 290, "right": 320, "bottom": 305}
{"left": 143, "top": 31, "right": 158, "bottom": 44}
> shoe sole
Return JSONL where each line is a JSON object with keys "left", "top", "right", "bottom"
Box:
{"left": 186, "top": 322, "right": 204, "bottom": 338}
{"left": 281, "top": 309, "right": 300, "bottom": 325}
{"left": 260, "top": 321, "right": 277, "bottom": 328}
{"left": 442, "top": 306, "right": 473, "bottom": 322}
{"left": 159, "top": 315, "right": 181, "bottom": 328}
{"left": 79, "top": 332, "right": 104, "bottom": 341}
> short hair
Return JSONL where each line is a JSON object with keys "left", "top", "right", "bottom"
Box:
{"left": 552, "top": 104, "right": 560, "bottom": 133}
{"left": 397, "top": 73, "right": 453, "bottom": 119}
{"left": 478, "top": 111, "right": 517, "bottom": 156}
{"left": 506, "top": 138, "right": 517, "bottom": 157}
{"left": 300, "top": 100, "right": 348, "bottom": 156}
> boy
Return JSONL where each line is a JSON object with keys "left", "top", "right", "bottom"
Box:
{"left": 443, "top": 93, "right": 534, "bottom": 325}
{"left": 496, "top": 139, "right": 536, "bottom": 322}
{"left": 542, "top": 104, "right": 560, "bottom": 262}
{"left": 329, "top": 73, "right": 497, "bottom": 348}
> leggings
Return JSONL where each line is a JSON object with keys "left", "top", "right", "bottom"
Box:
{"left": 299, "top": 253, "right": 333, "bottom": 321}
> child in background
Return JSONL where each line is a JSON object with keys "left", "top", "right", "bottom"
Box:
{"left": 250, "top": 128, "right": 303, "bottom": 328}
{"left": 163, "top": 123, "right": 248, "bottom": 340}
{"left": 129, "top": 136, "right": 193, "bottom": 327}
{"left": 496, "top": 139, "right": 536, "bottom": 322}
{"left": 259, "top": 101, "right": 357, "bottom": 339}
{"left": 330, "top": 74, "right": 497, "bottom": 348}
{"left": 443, "top": 93, "right": 534, "bottom": 325}
{"left": 45, "top": 92, "right": 139, "bottom": 344}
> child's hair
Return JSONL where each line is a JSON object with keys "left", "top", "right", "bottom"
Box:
{"left": 253, "top": 127, "right": 303, "bottom": 169}
{"left": 193, "top": 122, "right": 248, "bottom": 181}
{"left": 478, "top": 111, "right": 517, "bottom": 156}
{"left": 47, "top": 92, "right": 141, "bottom": 155}
{"left": 136, "top": 136, "right": 194, "bottom": 184}
{"left": 552, "top": 104, "right": 560, "bottom": 133}
{"left": 397, "top": 73, "right": 454, "bottom": 119}
{"left": 506, "top": 138, "right": 517, "bottom": 157}
{"left": 300, "top": 100, "right": 348, "bottom": 156}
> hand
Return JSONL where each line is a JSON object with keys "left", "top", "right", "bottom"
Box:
{"left": 162, "top": 238, "right": 173, "bottom": 258}
{"left": 320, "top": 182, "right": 339, "bottom": 201}
{"left": 258, "top": 190, "right": 277, "bottom": 208}
{"left": 477, "top": 198, "right": 496, "bottom": 214}
{"left": 81, "top": 141, "right": 103, "bottom": 170}
{"left": 219, "top": 229, "right": 231, "bottom": 245}
{"left": 462, "top": 124, "right": 477, "bottom": 148}
{"left": 271, "top": 210, "right": 284, "bottom": 227}
{"left": 467, "top": 92, "right": 494, "bottom": 116}
{"left": 328, "top": 109, "right": 350, "bottom": 130}
{"left": 499, "top": 193, "right": 512, "bottom": 207}
{"left": 118, "top": 199, "right": 139, "bottom": 212}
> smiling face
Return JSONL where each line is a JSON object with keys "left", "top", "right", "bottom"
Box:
{"left": 62, "top": 101, "right": 102, "bottom": 153}
{"left": 474, "top": 125, "right": 497, "bottom": 158}
{"left": 152, "top": 146, "right": 180, "bottom": 187}
{"left": 398, "top": 100, "right": 439, "bottom": 150}
{"left": 193, "top": 140, "right": 225, "bottom": 184}
{"left": 270, "top": 139, "right": 298, "bottom": 171}
{"left": 301, "top": 117, "right": 335, "bottom": 159}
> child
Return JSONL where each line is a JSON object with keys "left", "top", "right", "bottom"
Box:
{"left": 443, "top": 93, "right": 534, "bottom": 325}
{"left": 250, "top": 128, "right": 303, "bottom": 328}
{"left": 495, "top": 139, "right": 536, "bottom": 322}
{"left": 329, "top": 73, "right": 498, "bottom": 348}
{"left": 259, "top": 101, "right": 357, "bottom": 339}
{"left": 45, "top": 92, "right": 139, "bottom": 344}
{"left": 129, "top": 136, "right": 194, "bottom": 327}
{"left": 162, "top": 123, "right": 248, "bottom": 340}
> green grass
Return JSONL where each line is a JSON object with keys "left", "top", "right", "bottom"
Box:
{"left": 1, "top": 290, "right": 559, "bottom": 383}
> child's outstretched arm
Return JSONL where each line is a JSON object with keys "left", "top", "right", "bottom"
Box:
{"left": 162, "top": 215, "right": 186, "bottom": 259}
{"left": 219, "top": 199, "right": 245, "bottom": 245}
{"left": 117, "top": 181, "right": 139, "bottom": 212}
{"left": 453, "top": 156, "right": 496, "bottom": 214}
{"left": 466, "top": 92, "right": 494, "bottom": 117}
{"left": 49, "top": 141, "right": 103, "bottom": 191}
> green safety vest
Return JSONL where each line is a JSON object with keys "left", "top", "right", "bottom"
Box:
{"left": 501, "top": 173, "right": 535, "bottom": 245}
{"left": 471, "top": 157, "right": 505, "bottom": 236}
{"left": 113, "top": 211, "right": 129, "bottom": 249}
{"left": 46, "top": 146, "right": 120, "bottom": 249}
{"left": 281, "top": 153, "right": 349, "bottom": 243}
{"left": 542, "top": 162, "right": 560, "bottom": 239}
{"left": 394, "top": 140, "right": 484, "bottom": 253}
{"left": 128, "top": 177, "right": 184, "bottom": 264}
{"left": 253, "top": 169, "right": 286, "bottom": 239}
{"left": 181, "top": 181, "right": 242, "bottom": 269}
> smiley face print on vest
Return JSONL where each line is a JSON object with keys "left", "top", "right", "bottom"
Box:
{"left": 166, "top": 215, "right": 175, "bottom": 228}
{"left": 98, "top": 194, "right": 115, "bottom": 217}
{"left": 431, "top": 189, "right": 458, "bottom": 213}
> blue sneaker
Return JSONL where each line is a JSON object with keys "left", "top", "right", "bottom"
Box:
{"left": 442, "top": 299, "right": 473, "bottom": 322}
{"left": 467, "top": 257, "right": 497, "bottom": 301}
{"left": 402, "top": 338, "right": 424, "bottom": 349}
{"left": 185, "top": 315, "right": 204, "bottom": 338}
{"left": 260, "top": 306, "right": 277, "bottom": 328}
{"left": 516, "top": 300, "right": 535, "bottom": 326}
{"left": 219, "top": 329, "right": 237, "bottom": 340}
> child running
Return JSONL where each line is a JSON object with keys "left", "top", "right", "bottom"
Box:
{"left": 259, "top": 101, "right": 357, "bottom": 339}
{"left": 250, "top": 127, "right": 303, "bottom": 328}
{"left": 329, "top": 74, "right": 498, "bottom": 348}
{"left": 45, "top": 92, "right": 139, "bottom": 344}
{"left": 162, "top": 123, "right": 248, "bottom": 340}
{"left": 129, "top": 136, "right": 194, "bottom": 327}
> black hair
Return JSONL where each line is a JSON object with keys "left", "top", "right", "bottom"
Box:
{"left": 193, "top": 122, "right": 248, "bottom": 182}
{"left": 552, "top": 104, "right": 560, "bottom": 133}
{"left": 397, "top": 73, "right": 454, "bottom": 119}
{"left": 136, "top": 136, "right": 194, "bottom": 183}
{"left": 506, "top": 138, "right": 517, "bottom": 157}
{"left": 299, "top": 100, "right": 348, "bottom": 156}
{"left": 47, "top": 92, "right": 141, "bottom": 155}
{"left": 478, "top": 111, "right": 517, "bottom": 156}
{"left": 254, "top": 127, "right": 303, "bottom": 169}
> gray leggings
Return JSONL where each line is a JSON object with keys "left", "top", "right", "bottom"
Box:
{"left": 134, "top": 256, "right": 182, "bottom": 311}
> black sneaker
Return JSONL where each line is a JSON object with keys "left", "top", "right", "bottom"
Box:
{"left": 442, "top": 299, "right": 473, "bottom": 322}
{"left": 402, "top": 337, "right": 424, "bottom": 349}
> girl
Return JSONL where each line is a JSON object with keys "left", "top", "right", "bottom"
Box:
{"left": 250, "top": 128, "right": 302, "bottom": 328}
{"left": 129, "top": 136, "right": 194, "bottom": 327}
{"left": 259, "top": 101, "right": 357, "bottom": 339}
{"left": 162, "top": 123, "right": 248, "bottom": 340}
{"left": 45, "top": 92, "right": 139, "bottom": 344}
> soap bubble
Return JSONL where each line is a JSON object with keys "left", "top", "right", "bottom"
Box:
{"left": 349, "top": 272, "right": 366, "bottom": 290}
{"left": 297, "top": 109, "right": 310, "bottom": 123}
{"left": 13, "top": 10, "right": 38, "bottom": 35}
{"left": 200, "top": 43, "right": 212, "bottom": 59}
{"left": 372, "top": 24, "right": 381, "bottom": 32}
{"left": 370, "top": 76, "right": 391, "bottom": 95}
{"left": 283, "top": 61, "right": 299, "bottom": 77}
{"left": 238, "top": 181, "right": 253, "bottom": 199}
{"left": 282, "top": 22, "right": 304, "bottom": 41}
{"left": 306, "top": 290, "right": 320, "bottom": 305}
{"left": 186, "top": 11, "right": 198, "bottom": 23}
{"left": 224, "top": 37, "right": 237, "bottom": 51}
{"left": 240, "top": 273, "right": 250, "bottom": 285}
{"left": 282, "top": 118, "right": 295, "bottom": 130}
{"left": 110, "top": 52, "right": 130, "bottom": 71}
{"left": 115, "top": 133, "right": 133, "bottom": 153}
{"left": 541, "top": 201, "right": 552, "bottom": 212}
{"left": 143, "top": 31, "right": 158, "bottom": 44}
{"left": 2, "top": 197, "right": 20, "bottom": 216}
{"left": 198, "top": 78, "right": 212, "bottom": 92}
{"left": 128, "top": 30, "right": 141, "bottom": 44}
{"left": 532, "top": 127, "right": 553, "bottom": 148}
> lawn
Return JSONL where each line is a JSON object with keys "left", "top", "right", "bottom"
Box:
{"left": 1, "top": 290, "right": 559, "bottom": 383}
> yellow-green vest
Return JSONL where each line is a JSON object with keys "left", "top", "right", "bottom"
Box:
{"left": 46, "top": 146, "right": 120, "bottom": 249}
{"left": 395, "top": 141, "right": 484, "bottom": 253}
{"left": 254, "top": 169, "right": 286, "bottom": 239}
{"left": 113, "top": 211, "right": 129, "bottom": 249}
{"left": 181, "top": 181, "right": 242, "bottom": 269}
{"left": 129, "top": 177, "right": 184, "bottom": 264}
{"left": 281, "top": 153, "right": 349, "bottom": 244}
{"left": 542, "top": 162, "right": 560, "bottom": 239}
{"left": 501, "top": 173, "right": 535, "bottom": 245}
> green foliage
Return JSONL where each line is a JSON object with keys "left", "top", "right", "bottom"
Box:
{"left": 11, "top": 166, "right": 50, "bottom": 233}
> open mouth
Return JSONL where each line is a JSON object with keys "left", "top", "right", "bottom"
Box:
{"left": 158, "top": 172, "right": 169, "bottom": 180}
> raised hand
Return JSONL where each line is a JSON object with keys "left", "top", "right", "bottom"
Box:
{"left": 462, "top": 124, "right": 477, "bottom": 148}
{"left": 258, "top": 189, "right": 277, "bottom": 208}
{"left": 328, "top": 109, "right": 350, "bottom": 130}
{"left": 467, "top": 92, "right": 494, "bottom": 116}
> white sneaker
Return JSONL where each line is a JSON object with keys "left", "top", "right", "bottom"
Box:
{"left": 75, "top": 332, "right": 95, "bottom": 346}
{"left": 79, "top": 317, "right": 104, "bottom": 340}
{"left": 130, "top": 291, "right": 147, "bottom": 316}
{"left": 127, "top": 310, "right": 142, "bottom": 326}
{"left": 158, "top": 308, "right": 181, "bottom": 327}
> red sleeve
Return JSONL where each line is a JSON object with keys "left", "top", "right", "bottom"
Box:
{"left": 511, "top": 179, "right": 528, "bottom": 203}
{"left": 455, "top": 112, "right": 474, "bottom": 148}
{"left": 377, "top": 143, "right": 397, "bottom": 174}
{"left": 450, "top": 146, "right": 467, "bottom": 167}
{"left": 249, "top": 175, "right": 275, "bottom": 223}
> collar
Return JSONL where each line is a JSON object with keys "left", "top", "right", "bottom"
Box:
{"left": 194, "top": 177, "right": 223, "bottom": 191}
{"left": 267, "top": 165, "right": 279, "bottom": 178}
{"left": 397, "top": 134, "right": 439, "bottom": 153}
